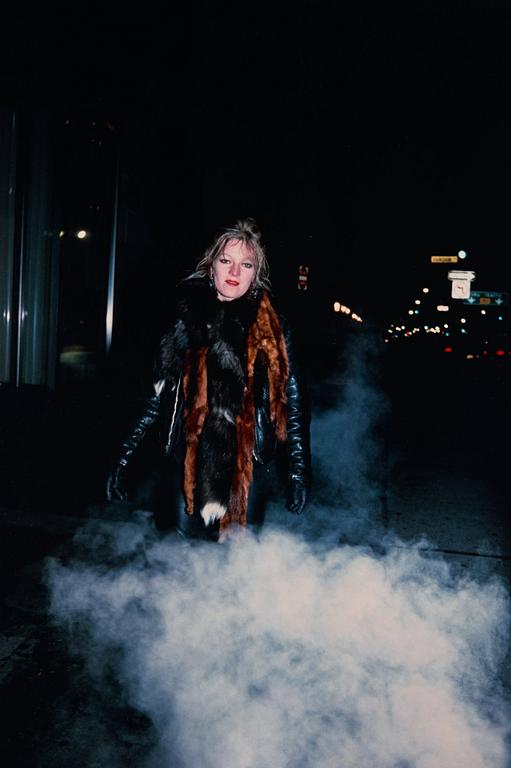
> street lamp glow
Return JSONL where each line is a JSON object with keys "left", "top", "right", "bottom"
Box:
{"left": 415, "top": 299, "right": 421, "bottom": 305}
{"left": 458, "top": 250, "right": 467, "bottom": 259}
{"left": 76, "top": 230, "right": 88, "bottom": 239}
{"left": 460, "top": 318, "right": 466, "bottom": 323}
{"left": 333, "top": 302, "right": 341, "bottom": 312}
{"left": 422, "top": 287, "right": 429, "bottom": 293}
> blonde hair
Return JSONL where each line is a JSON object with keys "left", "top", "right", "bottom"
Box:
{"left": 189, "top": 218, "right": 270, "bottom": 291}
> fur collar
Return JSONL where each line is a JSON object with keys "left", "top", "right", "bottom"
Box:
{"left": 155, "top": 278, "right": 261, "bottom": 385}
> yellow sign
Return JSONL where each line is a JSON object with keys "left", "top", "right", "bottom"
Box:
{"left": 431, "top": 256, "right": 458, "bottom": 263}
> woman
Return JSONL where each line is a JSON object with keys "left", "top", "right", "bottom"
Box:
{"left": 106, "top": 218, "right": 311, "bottom": 540}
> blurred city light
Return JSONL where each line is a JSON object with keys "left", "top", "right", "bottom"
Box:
{"left": 334, "top": 301, "right": 361, "bottom": 321}
{"left": 76, "top": 230, "right": 88, "bottom": 239}
{"left": 437, "top": 305, "right": 449, "bottom": 312}
{"left": 458, "top": 250, "right": 467, "bottom": 259}
{"left": 422, "top": 287, "right": 429, "bottom": 293}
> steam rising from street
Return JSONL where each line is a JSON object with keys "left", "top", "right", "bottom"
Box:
{"left": 45, "top": 334, "right": 510, "bottom": 766}
{"left": 47, "top": 520, "right": 510, "bottom": 768}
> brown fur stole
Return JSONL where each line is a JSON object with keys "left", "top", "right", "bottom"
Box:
{"left": 182, "top": 291, "right": 289, "bottom": 531}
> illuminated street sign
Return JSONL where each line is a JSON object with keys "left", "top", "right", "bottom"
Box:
{"left": 297, "top": 265, "right": 309, "bottom": 290}
{"left": 463, "top": 290, "right": 508, "bottom": 306}
{"left": 431, "top": 256, "right": 458, "bottom": 263}
{"left": 447, "top": 270, "right": 475, "bottom": 299}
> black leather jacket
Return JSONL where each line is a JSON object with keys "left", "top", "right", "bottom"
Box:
{"left": 112, "top": 324, "right": 311, "bottom": 486}
{"left": 107, "top": 284, "right": 312, "bottom": 514}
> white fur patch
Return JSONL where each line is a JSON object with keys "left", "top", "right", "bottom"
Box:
{"left": 200, "top": 502, "right": 227, "bottom": 526}
{"left": 214, "top": 407, "right": 235, "bottom": 424}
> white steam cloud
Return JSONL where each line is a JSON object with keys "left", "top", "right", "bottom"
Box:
{"left": 269, "top": 330, "right": 391, "bottom": 546}
{"left": 46, "top": 520, "right": 510, "bottom": 768}
{"left": 45, "top": 333, "right": 510, "bottom": 766}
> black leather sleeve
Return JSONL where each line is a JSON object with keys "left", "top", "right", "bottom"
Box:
{"left": 106, "top": 392, "right": 161, "bottom": 501}
{"left": 284, "top": 325, "right": 312, "bottom": 495}
{"left": 114, "top": 393, "right": 161, "bottom": 470}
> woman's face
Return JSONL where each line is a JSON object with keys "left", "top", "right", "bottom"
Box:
{"left": 212, "top": 239, "right": 255, "bottom": 301}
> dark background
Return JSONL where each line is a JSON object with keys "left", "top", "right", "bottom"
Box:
{"left": 5, "top": 1, "right": 511, "bottom": 324}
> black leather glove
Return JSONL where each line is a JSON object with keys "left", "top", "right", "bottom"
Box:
{"left": 286, "top": 476, "right": 309, "bottom": 515}
{"left": 105, "top": 392, "right": 161, "bottom": 503}
{"left": 106, "top": 462, "right": 128, "bottom": 501}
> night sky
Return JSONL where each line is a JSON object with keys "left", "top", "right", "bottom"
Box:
{"left": 4, "top": 3, "right": 511, "bottom": 326}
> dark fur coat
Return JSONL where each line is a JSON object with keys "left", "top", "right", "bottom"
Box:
{"left": 155, "top": 278, "right": 288, "bottom": 531}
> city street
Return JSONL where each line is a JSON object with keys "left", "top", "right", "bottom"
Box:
{"left": 2, "top": 8, "right": 511, "bottom": 766}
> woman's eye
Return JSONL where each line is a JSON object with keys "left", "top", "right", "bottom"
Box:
{"left": 219, "top": 258, "right": 230, "bottom": 264}
{"left": 242, "top": 263, "right": 253, "bottom": 269}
